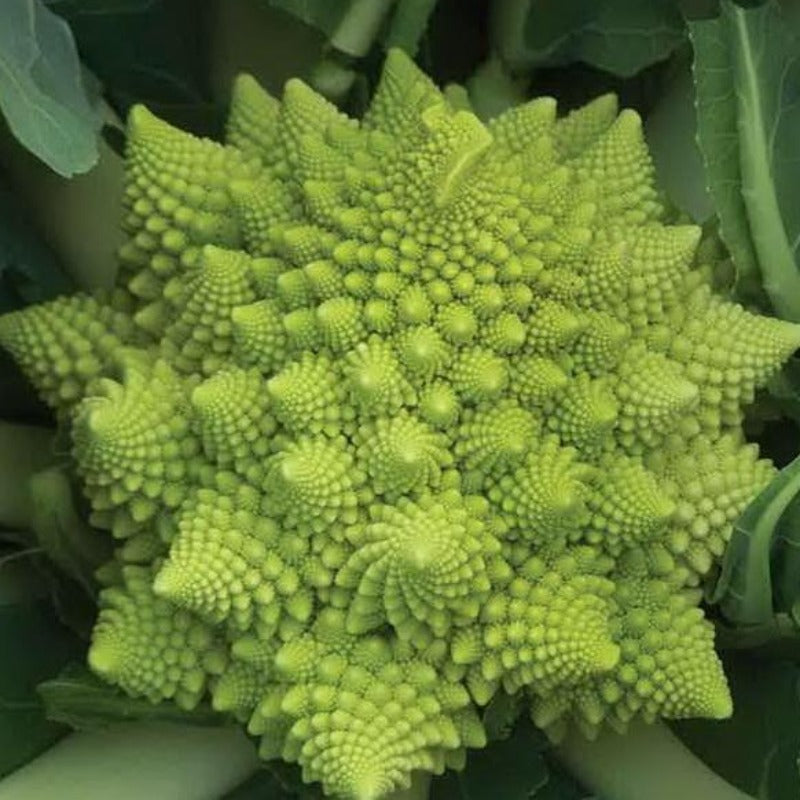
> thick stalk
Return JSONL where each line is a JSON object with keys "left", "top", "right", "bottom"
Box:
{"left": 466, "top": 56, "right": 529, "bottom": 120}
{"left": 0, "top": 723, "right": 259, "bottom": 800}
{"left": 0, "top": 421, "right": 56, "bottom": 530}
{"left": 488, "top": 0, "right": 534, "bottom": 71}
{"left": 0, "top": 725, "right": 432, "bottom": 800}
{"left": 309, "top": 0, "right": 393, "bottom": 104}
{"left": 328, "top": 0, "right": 395, "bottom": 57}
{"left": 556, "top": 720, "right": 754, "bottom": 800}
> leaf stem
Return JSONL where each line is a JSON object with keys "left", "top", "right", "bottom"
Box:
{"left": 729, "top": 2, "right": 800, "bottom": 320}
{"left": 555, "top": 720, "right": 754, "bottom": 800}
{"left": 0, "top": 722, "right": 260, "bottom": 800}
{"left": 329, "top": 0, "right": 395, "bottom": 57}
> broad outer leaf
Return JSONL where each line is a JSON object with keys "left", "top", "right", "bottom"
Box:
{"left": 644, "top": 56, "right": 714, "bottom": 223}
{"left": 0, "top": 0, "right": 100, "bottom": 177}
{"left": 711, "top": 453, "right": 800, "bottom": 626}
{"left": 261, "top": 0, "right": 436, "bottom": 58}
{"left": 771, "top": 492, "right": 800, "bottom": 629}
{"left": 572, "top": 0, "right": 685, "bottom": 77}
{"left": 689, "top": 0, "right": 800, "bottom": 320}
{"left": 261, "top": 0, "right": 394, "bottom": 57}
{"left": 491, "top": 0, "right": 685, "bottom": 78}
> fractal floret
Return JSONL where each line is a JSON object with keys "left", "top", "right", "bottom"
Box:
{"left": 2, "top": 50, "right": 798, "bottom": 799}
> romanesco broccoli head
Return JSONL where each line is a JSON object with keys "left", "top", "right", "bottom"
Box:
{"left": 1, "top": 49, "right": 798, "bottom": 800}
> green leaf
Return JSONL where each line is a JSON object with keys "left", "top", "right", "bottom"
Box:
{"left": 711, "top": 453, "right": 800, "bottom": 630}
{"left": 689, "top": 0, "right": 800, "bottom": 320}
{"left": 261, "top": 0, "right": 393, "bottom": 57}
{"left": 674, "top": 653, "right": 800, "bottom": 799}
{"left": 38, "top": 664, "right": 225, "bottom": 730}
{"left": 0, "top": 560, "right": 82, "bottom": 778}
{"left": 644, "top": 54, "right": 714, "bottom": 222}
{"left": 261, "top": 0, "right": 437, "bottom": 58}
{"left": 491, "top": 0, "right": 685, "bottom": 78}
{"left": 0, "top": 0, "right": 100, "bottom": 177}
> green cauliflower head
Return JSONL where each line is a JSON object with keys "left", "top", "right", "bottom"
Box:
{"left": 1, "top": 49, "right": 797, "bottom": 800}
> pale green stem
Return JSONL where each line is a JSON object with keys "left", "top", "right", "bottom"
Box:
{"left": 556, "top": 720, "right": 754, "bottom": 800}
{"left": 0, "top": 723, "right": 260, "bottom": 800}
{"left": 731, "top": 5, "right": 800, "bottom": 321}
{"left": 466, "top": 55, "right": 529, "bottom": 120}
{"left": 488, "top": 0, "right": 534, "bottom": 71}
{"left": 0, "top": 725, "right": 432, "bottom": 800}
{"left": 309, "top": 0, "right": 394, "bottom": 104}
{"left": 328, "top": 0, "right": 395, "bottom": 58}
{"left": 310, "top": 58, "right": 359, "bottom": 105}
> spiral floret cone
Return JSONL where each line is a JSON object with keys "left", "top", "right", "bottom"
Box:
{"left": 71, "top": 359, "right": 200, "bottom": 523}
{"left": 0, "top": 295, "right": 137, "bottom": 412}
{"left": 89, "top": 565, "right": 226, "bottom": 708}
